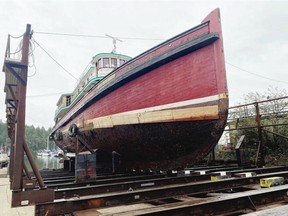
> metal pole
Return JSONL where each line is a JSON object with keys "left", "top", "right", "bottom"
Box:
{"left": 255, "top": 103, "right": 264, "bottom": 167}
{"left": 12, "top": 24, "right": 31, "bottom": 191}
{"left": 23, "top": 162, "right": 31, "bottom": 179}
{"left": 262, "top": 128, "right": 288, "bottom": 140}
{"left": 23, "top": 140, "right": 46, "bottom": 188}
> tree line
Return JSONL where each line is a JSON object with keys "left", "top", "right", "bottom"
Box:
{"left": 0, "top": 120, "right": 52, "bottom": 153}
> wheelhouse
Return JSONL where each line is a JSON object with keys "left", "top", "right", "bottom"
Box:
{"left": 54, "top": 53, "right": 131, "bottom": 122}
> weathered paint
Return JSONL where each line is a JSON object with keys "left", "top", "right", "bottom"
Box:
{"left": 75, "top": 154, "right": 97, "bottom": 182}
{"left": 52, "top": 9, "right": 228, "bottom": 169}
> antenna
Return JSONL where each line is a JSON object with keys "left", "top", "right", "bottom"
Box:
{"left": 105, "top": 34, "right": 123, "bottom": 53}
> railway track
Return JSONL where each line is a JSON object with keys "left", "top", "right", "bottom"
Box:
{"left": 34, "top": 166, "right": 288, "bottom": 215}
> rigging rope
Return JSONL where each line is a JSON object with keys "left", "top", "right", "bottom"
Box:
{"left": 9, "top": 33, "right": 24, "bottom": 39}
{"left": 33, "top": 31, "right": 165, "bottom": 41}
{"left": 28, "top": 40, "right": 37, "bottom": 77}
{"left": 32, "top": 37, "right": 78, "bottom": 80}
{"left": 226, "top": 62, "right": 288, "bottom": 85}
{"left": 27, "top": 92, "right": 67, "bottom": 98}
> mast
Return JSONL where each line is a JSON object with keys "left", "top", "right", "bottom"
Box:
{"left": 105, "top": 34, "right": 122, "bottom": 53}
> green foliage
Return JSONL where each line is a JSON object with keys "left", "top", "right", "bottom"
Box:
{"left": 25, "top": 125, "right": 52, "bottom": 153}
{"left": 228, "top": 87, "right": 288, "bottom": 166}
{"left": 0, "top": 120, "right": 10, "bottom": 147}
{"left": 0, "top": 120, "right": 52, "bottom": 154}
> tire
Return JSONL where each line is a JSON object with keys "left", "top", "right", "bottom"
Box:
{"left": 54, "top": 130, "right": 63, "bottom": 141}
{"left": 68, "top": 124, "right": 78, "bottom": 137}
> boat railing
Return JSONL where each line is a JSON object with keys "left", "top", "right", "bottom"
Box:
{"left": 74, "top": 64, "right": 95, "bottom": 88}
{"left": 55, "top": 103, "right": 67, "bottom": 114}
{"left": 54, "top": 65, "right": 96, "bottom": 116}
{"left": 55, "top": 75, "right": 104, "bottom": 119}
{"left": 4, "top": 35, "right": 11, "bottom": 65}
{"left": 3, "top": 34, "right": 26, "bottom": 63}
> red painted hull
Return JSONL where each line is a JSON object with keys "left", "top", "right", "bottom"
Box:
{"left": 52, "top": 9, "right": 228, "bottom": 170}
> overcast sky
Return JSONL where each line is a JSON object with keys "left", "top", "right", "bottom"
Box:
{"left": 0, "top": 0, "right": 288, "bottom": 129}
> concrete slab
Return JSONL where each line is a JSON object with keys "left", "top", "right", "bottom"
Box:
{"left": 0, "top": 169, "right": 34, "bottom": 216}
{"left": 0, "top": 166, "right": 8, "bottom": 178}
{"left": 243, "top": 204, "right": 288, "bottom": 216}
{"left": 73, "top": 203, "right": 153, "bottom": 216}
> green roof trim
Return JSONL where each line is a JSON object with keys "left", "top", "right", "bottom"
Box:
{"left": 93, "top": 52, "right": 132, "bottom": 60}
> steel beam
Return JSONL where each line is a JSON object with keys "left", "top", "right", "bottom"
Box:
{"left": 54, "top": 169, "right": 288, "bottom": 199}
{"left": 23, "top": 140, "right": 46, "bottom": 188}
{"left": 36, "top": 170, "right": 288, "bottom": 215}
{"left": 255, "top": 102, "right": 264, "bottom": 167}
{"left": 5, "top": 63, "right": 27, "bottom": 86}
{"left": 76, "top": 135, "right": 95, "bottom": 154}
{"left": 11, "top": 24, "right": 31, "bottom": 191}
{"left": 44, "top": 166, "right": 288, "bottom": 190}
{"left": 12, "top": 189, "right": 54, "bottom": 207}
{"left": 117, "top": 185, "right": 288, "bottom": 216}
{"left": 262, "top": 128, "right": 288, "bottom": 140}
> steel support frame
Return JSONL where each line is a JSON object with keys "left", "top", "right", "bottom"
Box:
{"left": 3, "top": 24, "right": 54, "bottom": 207}
{"left": 255, "top": 102, "right": 264, "bottom": 167}
{"left": 128, "top": 186, "right": 288, "bottom": 216}
{"left": 53, "top": 169, "right": 288, "bottom": 200}
{"left": 35, "top": 170, "right": 288, "bottom": 215}
{"left": 11, "top": 25, "right": 30, "bottom": 192}
{"left": 262, "top": 128, "right": 288, "bottom": 140}
{"left": 45, "top": 165, "right": 288, "bottom": 190}
{"left": 76, "top": 135, "right": 95, "bottom": 154}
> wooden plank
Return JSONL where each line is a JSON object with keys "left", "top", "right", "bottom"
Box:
{"left": 86, "top": 105, "right": 219, "bottom": 129}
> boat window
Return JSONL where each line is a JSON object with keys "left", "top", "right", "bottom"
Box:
{"left": 111, "top": 58, "right": 117, "bottom": 67}
{"left": 98, "top": 59, "right": 102, "bottom": 68}
{"left": 120, "top": 59, "right": 125, "bottom": 65}
{"left": 103, "top": 58, "right": 109, "bottom": 67}
{"left": 66, "top": 96, "right": 71, "bottom": 106}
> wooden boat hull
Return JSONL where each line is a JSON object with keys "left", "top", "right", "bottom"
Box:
{"left": 59, "top": 98, "right": 227, "bottom": 170}
{"left": 52, "top": 9, "right": 228, "bottom": 170}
